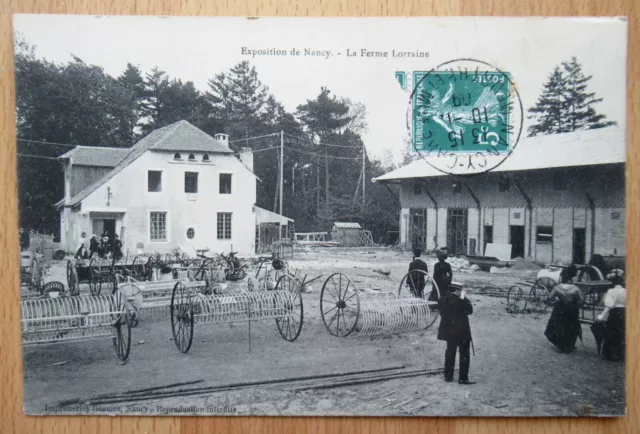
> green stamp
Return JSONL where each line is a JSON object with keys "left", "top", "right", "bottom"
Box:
{"left": 406, "top": 59, "right": 523, "bottom": 175}
{"left": 395, "top": 71, "right": 407, "bottom": 91}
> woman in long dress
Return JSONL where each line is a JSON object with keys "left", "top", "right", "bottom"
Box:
{"left": 592, "top": 269, "right": 626, "bottom": 361}
{"left": 544, "top": 265, "right": 584, "bottom": 353}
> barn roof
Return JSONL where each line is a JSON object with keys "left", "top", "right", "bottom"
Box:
{"left": 374, "top": 126, "right": 625, "bottom": 182}
{"left": 62, "top": 121, "right": 234, "bottom": 207}
{"left": 333, "top": 222, "right": 362, "bottom": 229}
{"left": 59, "top": 146, "right": 130, "bottom": 167}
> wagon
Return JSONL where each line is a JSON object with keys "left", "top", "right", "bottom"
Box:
{"left": 21, "top": 287, "right": 132, "bottom": 361}
{"left": 319, "top": 270, "right": 440, "bottom": 338}
{"left": 505, "top": 265, "right": 610, "bottom": 319}
{"left": 169, "top": 274, "right": 304, "bottom": 354}
{"left": 67, "top": 255, "right": 150, "bottom": 296}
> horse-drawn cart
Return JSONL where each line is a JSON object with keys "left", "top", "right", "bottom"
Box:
{"left": 67, "top": 256, "right": 150, "bottom": 296}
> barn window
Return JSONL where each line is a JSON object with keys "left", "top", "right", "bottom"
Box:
{"left": 219, "top": 173, "right": 232, "bottom": 194}
{"left": 413, "top": 180, "right": 422, "bottom": 195}
{"left": 188, "top": 153, "right": 196, "bottom": 161}
{"left": 553, "top": 171, "right": 567, "bottom": 190}
{"left": 187, "top": 228, "right": 195, "bottom": 239}
{"left": 536, "top": 226, "right": 553, "bottom": 244}
{"left": 217, "top": 213, "right": 232, "bottom": 240}
{"left": 150, "top": 212, "right": 167, "bottom": 242}
{"left": 202, "top": 154, "right": 210, "bottom": 162}
{"left": 173, "top": 153, "right": 182, "bottom": 160}
{"left": 148, "top": 170, "right": 162, "bottom": 192}
{"left": 185, "top": 172, "right": 199, "bottom": 193}
{"left": 498, "top": 175, "right": 510, "bottom": 192}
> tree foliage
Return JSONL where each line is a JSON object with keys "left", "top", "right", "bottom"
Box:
{"left": 527, "top": 57, "right": 616, "bottom": 137}
{"left": 15, "top": 38, "right": 400, "bottom": 243}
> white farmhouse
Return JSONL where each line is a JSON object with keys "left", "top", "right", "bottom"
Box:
{"left": 57, "top": 120, "right": 274, "bottom": 257}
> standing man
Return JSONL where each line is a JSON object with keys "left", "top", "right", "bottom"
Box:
{"left": 438, "top": 285, "right": 475, "bottom": 384}
{"left": 112, "top": 234, "right": 123, "bottom": 260}
{"left": 408, "top": 248, "right": 429, "bottom": 298}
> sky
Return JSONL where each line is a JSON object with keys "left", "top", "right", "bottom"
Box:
{"left": 13, "top": 15, "right": 627, "bottom": 164}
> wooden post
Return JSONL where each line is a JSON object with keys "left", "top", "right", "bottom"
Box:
{"left": 280, "top": 130, "right": 284, "bottom": 216}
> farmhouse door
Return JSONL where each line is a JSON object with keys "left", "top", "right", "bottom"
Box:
{"left": 409, "top": 208, "right": 426, "bottom": 251}
{"left": 447, "top": 209, "right": 468, "bottom": 255}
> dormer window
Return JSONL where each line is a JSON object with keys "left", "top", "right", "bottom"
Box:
{"left": 174, "top": 153, "right": 182, "bottom": 160}
{"left": 188, "top": 153, "right": 196, "bottom": 161}
{"left": 202, "top": 154, "right": 210, "bottom": 162}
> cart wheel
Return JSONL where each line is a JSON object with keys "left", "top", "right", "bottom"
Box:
{"left": 89, "top": 258, "right": 103, "bottom": 296}
{"left": 275, "top": 275, "right": 304, "bottom": 341}
{"left": 171, "top": 281, "right": 195, "bottom": 353}
{"left": 113, "top": 312, "right": 132, "bottom": 361}
{"left": 131, "top": 256, "right": 147, "bottom": 280}
{"left": 506, "top": 285, "right": 527, "bottom": 313}
{"left": 528, "top": 283, "right": 549, "bottom": 313}
{"left": 320, "top": 273, "right": 360, "bottom": 337}
{"left": 398, "top": 269, "right": 440, "bottom": 329}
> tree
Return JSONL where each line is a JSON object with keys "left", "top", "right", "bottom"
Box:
{"left": 527, "top": 57, "right": 616, "bottom": 136}
{"left": 204, "top": 61, "right": 269, "bottom": 142}
{"left": 296, "top": 88, "right": 353, "bottom": 216}
{"left": 117, "top": 63, "right": 146, "bottom": 141}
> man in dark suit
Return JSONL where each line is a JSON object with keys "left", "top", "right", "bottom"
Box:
{"left": 408, "top": 248, "right": 428, "bottom": 298}
{"left": 438, "top": 285, "right": 475, "bottom": 384}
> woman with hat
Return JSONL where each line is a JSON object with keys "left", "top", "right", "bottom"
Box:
{"left": 432, "top": 247, "right": 452, "bottom": 299}
{"left": 544, "top": 265, "right": 584, "bottom": 353}
{"left": 591, "top": 269, "right": 626, "bottom": 361}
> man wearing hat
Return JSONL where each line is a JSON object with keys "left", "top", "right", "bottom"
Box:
{"left": 407, "top": 248, "right": 429, "bottom": 298}
{"left": 438, "top": 282, "right": 475, "bottom": 384}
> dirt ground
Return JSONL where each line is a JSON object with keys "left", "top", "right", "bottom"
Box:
{"left": 22, "top": 247, "right": 625, "bottom": 417}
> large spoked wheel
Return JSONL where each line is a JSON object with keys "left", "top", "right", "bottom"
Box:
{"left": 274, "top": 275, "right": 304, "bottom": 341}
{"left": 398, "top": 269, "right": 440, "bottom": 330}
{"left": 320, "top": 273, "right": 360, "bottom": 337}
{"left": 111, "top": 290, "right": 132, "bottom": 361}
{"left": 171, "top": 281, "right": 195, "bottom": 353}
{"left": 506, "top": 285, "right": 527, "bottom": 313}
{"left": 88, "top": 258, "right": 103, "bottom": 296}
{"left": 528, "top": 283, "right": 550, "bottom": 313}
{"left": 66, "top": 260, "right": 79, "bottom": 296}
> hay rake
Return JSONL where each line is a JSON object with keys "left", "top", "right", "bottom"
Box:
{"left": 319, "top": 270, "right": 440, "bottom": 337}
{"left": 21, "top": 292, "right": 132, "bottom": 361}
{"left": 170, "top": 274, "right": 304, "bottom": 354}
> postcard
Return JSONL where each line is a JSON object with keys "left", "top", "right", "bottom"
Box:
{"left": 14, "top": 14, "right": 627, "bottom": 416}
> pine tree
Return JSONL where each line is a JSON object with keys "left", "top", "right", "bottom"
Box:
{"left": 562, "top": 57, "right": 616, "bottom": 132}
{"left": 527, "top": 57, "right": 616, "bottom": 137}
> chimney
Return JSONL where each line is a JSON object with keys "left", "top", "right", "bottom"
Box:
{"left": 239, "top": 147, "right": 254, "bottom": 172}
{"left": 214, "top": 133, "right": 229, "bottom": 147}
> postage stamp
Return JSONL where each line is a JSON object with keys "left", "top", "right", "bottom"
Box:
{"left": 407, "top": 59, "right": 524, "bottom": 175}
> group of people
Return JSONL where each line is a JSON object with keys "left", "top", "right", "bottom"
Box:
{"left": 407, "top": 247, "right": 626, "bottom": 386}
{"left": 544, "top": 264, "right": 626, "bottom": 361}
{"left": 75, "top": 231, "right": 123, "bottom": 260}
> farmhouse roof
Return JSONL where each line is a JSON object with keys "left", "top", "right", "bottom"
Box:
{"left": 333, "top": 222, "right": 362, "bottom": 229}
{"left": 58, "top": 146, "right": 130, "bottom": 167}
{"left": 374, "top": 126, "right": 625, "bottom": 183}
{"left": 63, "top": 121, "right": 233, "bottom": 207}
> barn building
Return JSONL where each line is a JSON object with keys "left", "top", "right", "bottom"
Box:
{"left": 56, "top": 120, "right": 290, "bottom": 256}
{"left": 373, "top": 127, "right": 625, "bottom": 264}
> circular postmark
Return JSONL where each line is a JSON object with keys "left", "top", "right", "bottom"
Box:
{"left": 406, "top": 59, "right": 523, "bottom": 175}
